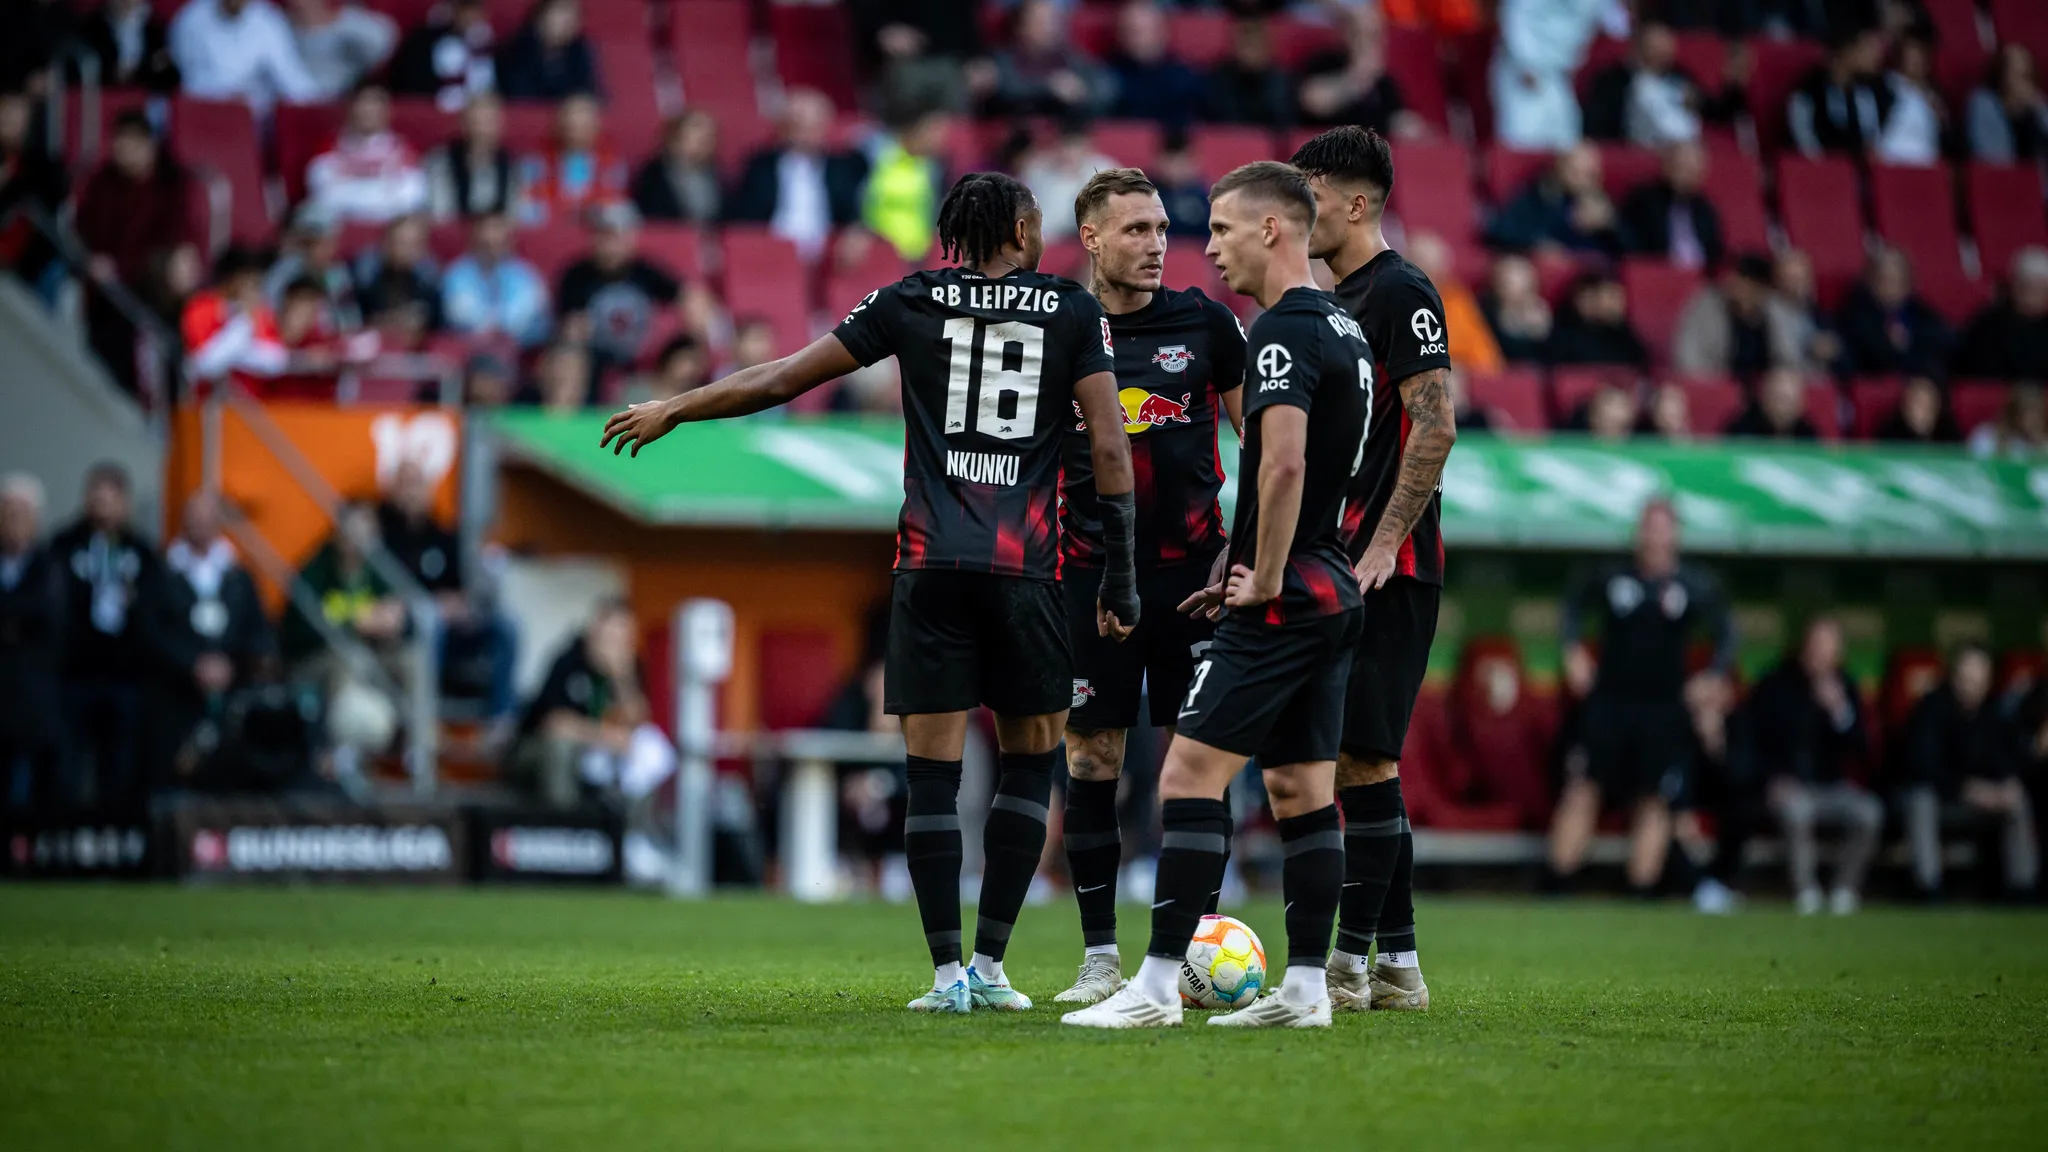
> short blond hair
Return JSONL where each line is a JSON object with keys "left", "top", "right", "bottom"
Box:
{"left": 1074, "top": 167, "right": 1159, "bottom": 229}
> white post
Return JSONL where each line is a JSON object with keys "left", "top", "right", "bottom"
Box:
{"left": 782, "top": 756, "right": 838, "bottom": 902}
{"left": 668, "top": 599, "right": 733, "bottom": 898}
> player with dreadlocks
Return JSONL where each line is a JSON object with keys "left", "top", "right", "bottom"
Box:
{"left": 604, "top": 172, "right": 1140, "bottom": 1014}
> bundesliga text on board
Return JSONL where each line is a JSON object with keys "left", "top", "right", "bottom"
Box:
{"left": 189, "top": 823, "right": 456, "bottom": 874}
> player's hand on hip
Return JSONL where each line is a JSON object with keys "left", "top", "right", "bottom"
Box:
{"left": 600, "top": 399, "right": 679, "bottom": 457}
{"left": 1097, "top": 599, "right": 1137, "bottom": 642}
{"left": 1354, "top": 542, "right": 1397, "bottom": 592}
{"left": 1177, "top": 549, "right": 1230, "bottom": 620}
{"left": 1223, "top": 563, "right": 1278, "bottom": 609}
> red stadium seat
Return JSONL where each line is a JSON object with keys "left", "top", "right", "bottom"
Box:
{"left": 1991, "top": 0, "right": 2048, "bottom": 61}
{"left": 1746, "top": 38, "right": 1829, "bottom": 155}
{"left": 1621, "top": 259, "right": 1703, "bottom": 365}
{"left": 1065, "top": 5, "right": 1118, "bottom": 57}
{"left": 672, "top": 0, "right": 758, "bottom": 116}
{"left": 580, "top": 0, "right": 648, "bottom": 43}
{"left": 1267, "top": 16, "right": 1342, "bottom": 70}
{"left": 1950, "top": 380, "right": 2012, "bottom": 435}
{"left": 1385, "top": 26, "right": 1448, "bottom": 132}
{"left": 1464, "top": 369, "right": 1545, "bottom": 432}
{"left": 1699, "top": 140, "right": 1770, "bottom": 256}
{"left": 1803, "top": 377, "right": 1843, "bottom": 439}
{"left": 274, "top": 101, "right": 347, "bottom": 205}
{"left": 1389, "top": 139, "right": 1480, "bottom": 248}
{"left": 1966, "top": 162, "right": 2048, "bottom": 274}
{"left": 1483, "top": 145, "right": 1552, "bottom": 205}
{"left": 822, "top": 230, "right": 908, "bottom": 317}
{"left": 1776, "top": 155, "right": 1866, "bottom": 307}
{"left": 720, "top": 225, "right": 812, "bottom": 356}
{"left": 1924, "top": 0, "right": 1991, "bottom": 99}
{"left": 1550, "top": 366, "right": 1634, "bottom": 423}
{"left": 1038, "top": 241, "right": 1088, "bottom": 282}
{"left": 1848, "top": 377, "right": 1904, "bottom": 439}
{"left": 1870, "top": 164, "right": 1966, "bottom": 286}
{"left": 172, "top": 98, "right": 271, "bottom": 244}
{"left": 757, "top": 630, "right": 843, "bottom": 731}
{"left": 1575, "top": 35, "right": 1630, "bottom": 87}
{"left": 515, "top": 220, "right": 590, "bottom": 283}
{"left": 1595, "top": 143, "right": 1663, "bottom": 202}
{"left": 639, "top": 223, "right": 704, "bottom": 282}
{"left": 362, "top": 0, "right": 440, "bottom": 32}
{"left": 1672, "top": 33, "right": 1726, "bottom": 91}
{"left": 593, "top": 39, "right": 667, "bottom": 160}
{"left": 1091, "top": 120, "right": 1163, "bottom": 171}
{"left": 1190, "top": 126, "right": 1277, "bottom": 181}
{"left": 1531, "top": 250, "right": 1586, "bottom": 305}
{"left": 770, "top": 2, "right": 860, "bottom": 110}
{"left": 1167, "top": 10, "right": 1232, "bottom": 67}
{"left": 60, "top": 87, "right": 151, "bottom": 170}
{"left": 1674, "top": 374, "right": 1743, "bottom": 435}
{"left": 1159, "top": 249, "right": 1219, "bottom": 296}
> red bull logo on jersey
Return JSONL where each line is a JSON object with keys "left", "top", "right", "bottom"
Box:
{"left": 1151, "top": 345, "right": 1194, "bottom": 373}
{"left": 1119, "top": 387, "right": 1192, "bottom": 434}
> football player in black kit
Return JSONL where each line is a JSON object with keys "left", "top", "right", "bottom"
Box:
{"left": 1051, "top": 167, "right": 1247, "bottom": 1007}
{"left": 1064, "top": 162, "right": 1371, "bottom": 1030}
{"left": 1289, "top": 126, "right": 1458, "bottom": 1012}
{"left": 602, "top": 173, "right": 1141, "bottom": 1015}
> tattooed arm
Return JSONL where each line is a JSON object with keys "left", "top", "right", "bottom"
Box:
{"left": 1354, "top": 366, "right": 1456, "bottom": 591}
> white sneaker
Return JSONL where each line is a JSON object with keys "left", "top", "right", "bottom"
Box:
{"left": 1795, "top": 887, "right": 1824, "bottom": 915}
{"left": 1828, "top": 887, "right": 1861, "bottom": 915}
{"left": 1692, "top": 878, "right": 1742, "bottom": 915}
{"left": 1053, "top": 953, "right": 1125, "bottom": 1005}
{"left": 1060, "top": 983, "right": 1182, "bottom": 1029}
{"left": 1367, "top": 963, "right": 1430, "bottom": 1012}
{"left": 1207, "top": 992, "right": 1332, "bottom": 1028}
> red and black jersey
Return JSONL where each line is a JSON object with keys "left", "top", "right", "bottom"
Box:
{"left": 1231, "top": 287, "right": 1372, "bottom": 625}
{"left": 1060, "top": 286, "right": 1245, "bottom": 572}
{"left": 833, "top": 266, "right": 1115, "bottom": 581}
{"left": 1333, "top": 249, "right": 1453, "bottom": 587}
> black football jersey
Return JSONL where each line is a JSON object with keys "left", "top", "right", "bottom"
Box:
{"left": 1060, "top": 286, "right": 1246, "bottom": 571}
{"left": 833, "top": 267, "right": 1116, "bottom": 580}
{"left": 1229, "top": 287, "right": 1373, "bottom": 625}
{"left": 1332, "top": 249, "right": 1452, "bottom": 586}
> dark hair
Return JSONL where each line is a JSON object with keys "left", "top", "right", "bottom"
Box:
{"left": 1289, "top": 126, "right": 1395, "bottom": 205}
{"left": 212, "top": 245, "right": 267, "bottom": 282}
{"left": 936, "top": 172, "right": 1037, "bottom": 267}
{"left": 658, "top": 332, "right": 702, "bottom": 366}
{"left": 85, "top": 461, "right": 130, "bottom": 492}
{"left": 281, "top": 275, "right": 326, "bottom": 300}
{"left": 1074, "top": 167, "right": 1158, "bottom": 228}
{"left": 1208, "top": 160, "right": 1316, "bottom": 227}
{"left": 1161, "top": 124, "right": 1191, "bottom": 155}
{"left": 111, "top": 110, "right": 154, "bottom": 138}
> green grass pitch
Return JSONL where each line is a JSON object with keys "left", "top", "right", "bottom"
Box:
{"left": 2, "top": 886, "right": 2044, "bottom": 1150}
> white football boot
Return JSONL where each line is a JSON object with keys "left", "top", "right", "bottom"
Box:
{"left": 1052, "top": 953, "right": 1125, "bottom": 1005}
{"left": 1207, "top": 991, "right": 1332, "bottom": 1028}
{"left": 1367, "top": 963, "right": 1430, "bottom": 1011}
{"left": 1059, "top": 983, "right": 1183, "bottom": 1029}
{"left": 1326, "top": 956, "right": 1371, "bottom": 1013}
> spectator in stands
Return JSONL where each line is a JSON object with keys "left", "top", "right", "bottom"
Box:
{"left": 0, "top": 0, "right": 76, "bottom": 94}
{"left": 731, "top": 89, "right": 869, "bottom": 261}
{"left": 1746, "top": 617, "right": 1883, "bottom": 914}
{"left": 1639, "top": 382, "right": 1692, "bottom": 439}
{"left": 306, "top": 83, "right": 429, "bottom": 225}
{"left": 1547, "top": 271, "right": 1650, "bottom": 369}
{"left": 266, "top": 205, "right": 362, "bottom": 330}
{"left": 1956, "top": 248, "right": 2048, "bottom": 381}
{"left": 1479, "top": 254, "right": 1553, "bottom": 364}
{"left": 388, "top": 0, "right": 495, "bottom": 111}
{"left": 1967, "top": 383, "right": 2048, "bottom": 459}
{"left": 168, "top": 0, "right": 322, "bottom": 116}
{"left": 1876, "top": 374, "right": 1962, "bottom": 443}
{"left": 441, "top": 211, "right": 550, "bottom": 350}
{"left": 1489, "top": 0, "right": 1608, "bottom": 150}
{"left": 725, "top": 317, "right": 780, "bottom": 382}
{"left": 1447, "top": 368, "right": 1496, "bottom": 432}
{"left": 148, "top": 490, "right": 273, "bottom": 790}
{"left": 377, "top": 460, "right": 516, "bottom": 730}
{"left": 184, "top": 247, "right": 290, "bottom": 387}
{"left": 1771, "top": 248, "right": 1844, "bottom": 374}
{"left": 1619, "top": 140, "right": 1723, "bottom": 271}
{"left": 496, "top": 0, "right": 599, "bottom": 101}
{"left": 1967, "top": 43, "right": 2048, "bottom": 164}
{"left": 1485, "top": 142, "right": 1623, "bottom": 257}
{"left": 283, "top": 503, "right": 414, "bottom": 784}
{"left": 1672, "top": 254, "right": 1806, "bottom": 378}
{"left": 622, "top": 332, "right": 710, "bottom": 405}
{"left": 1408, "top": 231, "right": 1505, "bottom": 374}
{"left": 861, "top": 110, "right": 947, "bottom": 261}
{"left": 425, "top": 92, "right": 516, "bottom": 220}
{"left": 352, "top": 213, "right": 441, "bottom": 336}
{"left": 632, "top": 111, "right": 722, "bottom": 225}
{"left": 267, "top": 275, "right": 357, "bottom": 398}
{"left": 1725, "top": 367, "right": 1820, "bottom": 439}
{"left": 1585, "top": 19, "right": 1701, "bottom": 147}
{"left": 533, "top": 339, "right": 591, "bottom": 412}
{"left": 509, "top": 599, "right": 657, "bottom": 809}
{"left": 1296, "top": 6, "right": 1422, "bottom": 137}
{"left": 1876, "top": 32, "right": 1945, "bottom": 167}
{"left": 1788, "top": 27, "right": 1889, "bottom": 157}
{"left": 49, "top": 465, "right": 155, "bottom": 813}
{"left": 1146, "top": 131, "right": 1207, "bottom": 239}
{"left": 77, "top": 0, "right": 182, "bottom": 93}
{"left": 514, "top": 94, "right": 628, "bottom": 227}
{"left": 1201, "top": 12, "right": 1292, "bottom": 127}
{"left": 0, "top": 474, "right": 67, "bottom": 819}
{"left": 1697, "top": 38, "right": 1753, "bottom": 129}
{"left": 851, "top": 0, "right": 994, "bottom": 122}
{"left": 1903, "top": 644, "right": 2039, "bottom": 900}
{"left": 558, "top": 201, "right": 686, "bottom": 375}
{"left": 462, "top": 351, "right": 521, "bottom": 407}
{"left": 1106, "top": 0, "right": 1204, "bottom": 127}
{"left": 141, "top": 244, "right": 205, "bottom": 366}
{"left": 0, "top": 86, "right": 68, "bottom": 302}
{"left": 1547, "top": 498, "right": 1735, "bottom": 897}
{"left": 76, "top": 112, "right": 201, "bottom": 396}
{"left": 990, "top": 0, "right": 1113, "bottom": 119}
{"left": 286, "top": 0, "right": 396, "bottom": 99}
{"left": 1838, "top": 246, "right": 1952, "bottom": 378}
{"left": 1021, "top": 118, "right": 1116, "bottom": 239}
{"left": 1573, "top": 381, "right": 1641, "bottom": 440}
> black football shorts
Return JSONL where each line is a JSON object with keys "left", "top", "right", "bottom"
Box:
{"left": 1340, "top": 576, "right": 1442, "bottom": 762}
{"left": 1569, "top": 691, "right": 1694, "bottom": 805}
{"left": 1174, "top": 606, "right": 1364, "bottom": 767}
{"left": 885, "top": 571, "right": 1070, "bottom": 717}
{"left": 1063, "top": 558, "right": 1220, "bottom": 731}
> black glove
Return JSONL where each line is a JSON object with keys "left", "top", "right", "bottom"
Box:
{"left": 1098, "top": 490, "right": 1139, "bottom": 629}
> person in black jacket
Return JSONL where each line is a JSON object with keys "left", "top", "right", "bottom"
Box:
{"left": 1787, "top": 27, "right": 1891, "bottom": 156}
{"left": 1724, "top": 367, "right": 1821, "bottom": 439}
{"left": 146, "top": 491, "right": 272, "bottom": 791}
{"left": 1200, "top": 13, "right": 1293, "bottom": 127}
{"left": 0, "top": 473, "right": 66, "bottom": 820}
{"left": 1837, "top": 246, "right": 1952, "bottom": 377}
{"left": 49, "top": 464, "right": 157, "bottom": 813}
{"left": 1901, "top": 645, "right": 2038, "bottom": 899}
{"left": 495, "top": 0, "right": 599, "bottom": 101}
{"left": 630, "top": 110, "right": 722, "bottom": 224}
{"left": 727, "top": 89, "right": 868, "bottom": 257}
{"left": 1620, "top": 140, "right": 1723, "bottom": 271}
{"left": 387, "top": 0, "right": 495, "bottom": 109}
{"left": 1746, "top": 618, "right": 1883, "bottom": 913}
{"left": 1954, "top": 247, "right": 2048, "bottom": 382}
{"left": 75, "top": 0, "right": 181, "bottom": 92}
{"left": 1546, "top": 271, "right": 1651, "bottom": 368}
{"left": 375, "top": 459, "right": 516, "bottom": 728}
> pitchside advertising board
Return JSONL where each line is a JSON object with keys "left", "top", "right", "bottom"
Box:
{"left": 468, "top": 807, "right": 623, "bottom": 884}
{"left": 6, "top": 821, "right": 156, "bottom": 879}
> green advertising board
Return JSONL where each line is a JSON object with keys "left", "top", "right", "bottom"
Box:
{"left": 488, "top": 411, "right": 2048, "bottom": 559}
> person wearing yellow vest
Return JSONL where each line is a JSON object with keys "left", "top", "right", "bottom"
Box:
{"left": 863, "top": 112, "right": 951, "bottom": 261}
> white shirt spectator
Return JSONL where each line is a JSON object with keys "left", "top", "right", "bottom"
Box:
{"left": 306, "top": 130, "right": 429, "bottom": 223}
{"left": 292, "top": 1, "right": 398, "bottom": 99}
{"left": 1627, "top": 70, "right": 1700, "bottom": 147}
{"left": 1877, "top": 73, "right": 1943, "bottom": 167}
{"left": 169, "top": 0, "right": 323, "bottom": 115}
{"left": 1021, "top": 141, "right": 1116, "bottom": 238}
{"left": 769, "top": 151, "right": 832, "bottom": 261}
{"left": 1490, "top": 0, "right": 1613, "bottom": 150}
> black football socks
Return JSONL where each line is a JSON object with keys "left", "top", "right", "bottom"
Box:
{"left": 903, "top": 755, "right": 964, "bottom": 967}
{"left": 1336, "top": 779, "right": 1405, "bottom": 959}
{"left": 1378, "top": 788, "right": 1419, "bottom": 958}
{"left": 972, "top": 748, "right": 1056, "bottom": 965}
{"left": 1278, "top": 804, "right": 1345, "bottom": 970}
{"left": 1145, "top": 797, "right": 1232, "bottom": 961}
{"left": 1062, "top": 774, "right": 1122, "bottom": 949}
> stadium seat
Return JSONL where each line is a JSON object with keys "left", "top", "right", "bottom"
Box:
{"left": 579, "top": 0, "right": 649, "bottom": 44}
{"left": 1038, "top": 241, "right": 1088, "bottom": 282}
{"left": 1674, "top": 374, "right": 1744, "bottom": 434}
{"left": 593, "top": 39, "right": 667, "bottom": 161}
{"left": 1091, "top": 120, "right": 1163, "bottom": 171}
{"left": 1870, "top": 165, "right": 1967, "bottom": 288}
{"left": 1745, "top": 38, "right": 1829, "bottom": 155}
{"left": 1531, "top": 250, "right": 1586, "bottom": 305}
{"left": 769, "top": 1, "right": 860, "bottom": 110}
{"left": 712, "top": 109, "right": 779, "bottom": 181}
{"left": 1991, "top": 0, "right": 2048, "bottom": 61}
{"left": 1483, "top": 145, "right": 1552, "bottom": 205}
{"left": 362, "top": 0, "right": 441, "bottom": 32}
{"left": 1997, "top": 648, "right": 2048, "bottom": 697}
{"left": 60, "top": 87, "right": 151, "bottom": 169}
{"left": 1167, "top": 10, "right": 1232, "bottom": 66}
{"left": 639, "top": 223, "right": 705, "bottom": 282}
{"left": 1386, "top": 25, "right": 1449, "bottom": 133}
{"left": 821, "top": 231, "right": 908, "bottom": 318}
{"left": 1575, "top": 34, "right": 1629, "bottom": 87}
{"left": 1190, "top": 126, "right": 1277, "bottom": 181}
{"left": 172, "top": 98, "right": 272, "bottom": 244}
{"left": 1452, "top": 637, "right": 1557, "bottom": 830}
{"left": 671, "top": 0, "right": 759, "bottom": 117}
{"left": 1776, "top": 156, "right": 1866, "bottom": 307}
{"left": 514, "top": 219, "right": 590, "bottom": 283}
{"left": 275, "top": 102, "right": 347, "bottom": 205}
{"left": 1550, "top": 366, "right": 1634, "bottom": 424}
{"left": 1389, "top": 139, "right": 1480, "bottom": 248}
{"left": 1848, "top": 377, "right": 1904, "bottom": 439}
{"left": 1924, "top": 0, "right": 1991, "bottom": 100}
{"left": 1699, "top": 140, "right": 1770, "bottom": 256}
{"left": 720, "top": 226, "right": 812, "bottom": 357}
{"left": 1803, "top": 377, "right": 1843, "bottom": 440}
{"left": 1671, "top": 33, "right": 1726, "bottom": 91}
{"left": 1620, "top": 259, "right": 1702, "bottom": 365}
{"left": 1966, "top": 162, "right": 2048, "bottom": 275}
{"left": 1950, "top": 379, "right": 2013, "bottom": 435}
{"left": 1267, "top": 16, "right": 1342, "bottom": 70}
{"left": 1159, "top": 249, "right": 1219, "bottom": 296}
{"left": 1594, "top": 144, "right": 1663, "bottom": 202}
{"left": 757, "top": 630, "right": 844, "bottom": 731}
{"left": 1464, "top": 369, "right": 1546, "bottom": 432}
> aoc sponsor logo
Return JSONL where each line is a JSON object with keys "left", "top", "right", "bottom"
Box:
{"left": 945, "top": 450, "right": 1021, "bottom": 485}
{"left": 1410, "top": 309, "right": 1446, "bottom": 355}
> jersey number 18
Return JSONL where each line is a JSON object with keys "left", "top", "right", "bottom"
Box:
{"left": 941, "top": 317, "right": 1044, "bottom": 441}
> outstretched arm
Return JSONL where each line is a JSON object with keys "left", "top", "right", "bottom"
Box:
{"left": 601, "top": 334, "right": 862, "bottom": 456}
{"left": 1354, "top": 366, "right": 1456, "bottom": 590}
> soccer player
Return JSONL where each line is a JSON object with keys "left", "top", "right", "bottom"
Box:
{"left": 601, "top": 173, "right": 1141, "bottom": 1014}
{"left": 1052, "top": 167, "right": 1246, "bottom": 1006}
{"left": 1288, "top": 126, "right": 1458, "bottom": 1012}
{"left": 1062, "top": 161, "right": 1372, "bottom": 1030}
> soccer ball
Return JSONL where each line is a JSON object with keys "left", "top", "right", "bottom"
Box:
{"left": 1181, "top": 914, "right": 1266, "bottom": 1009}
